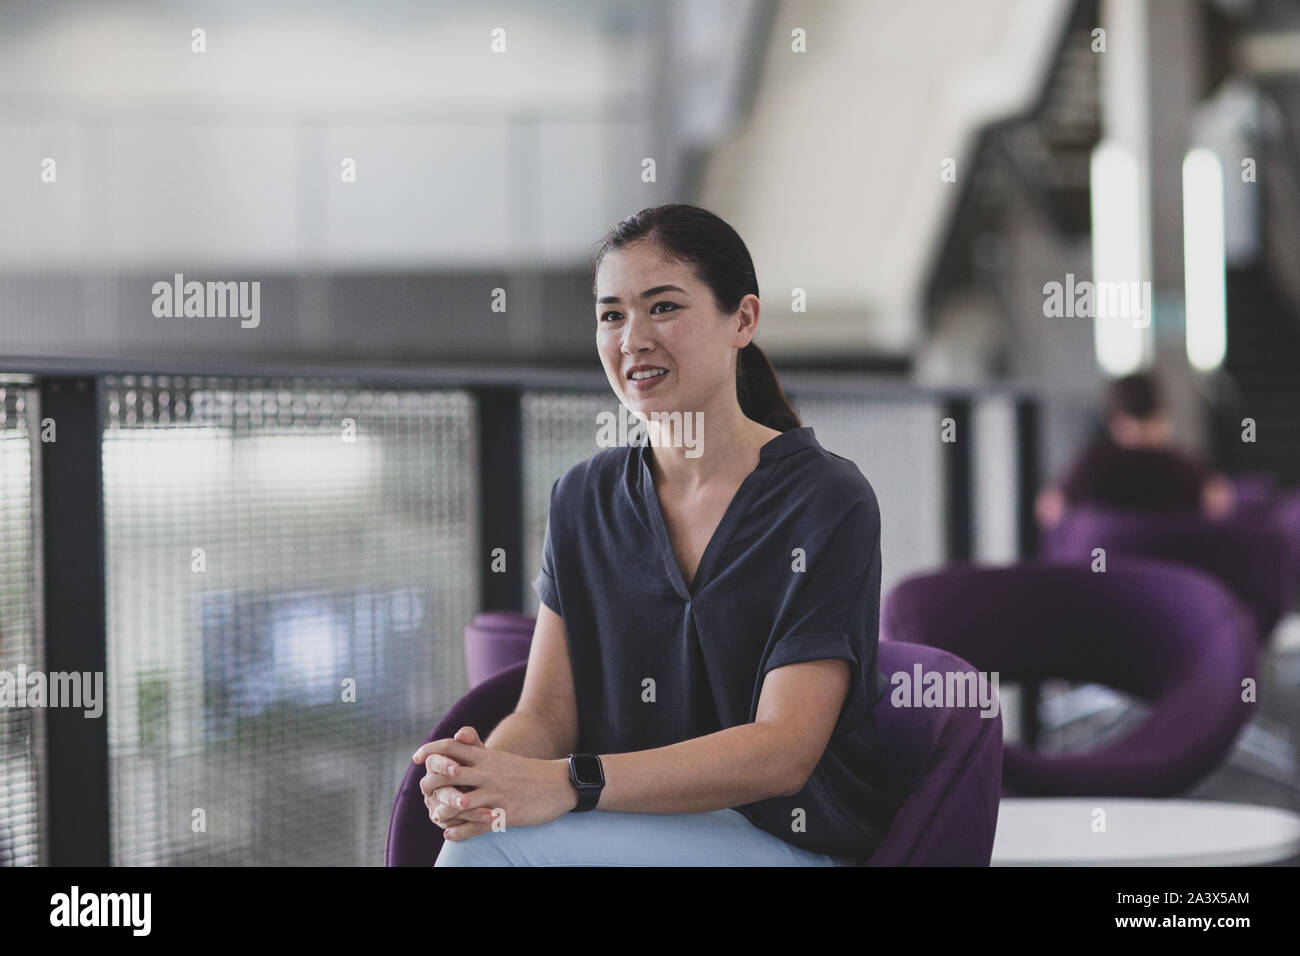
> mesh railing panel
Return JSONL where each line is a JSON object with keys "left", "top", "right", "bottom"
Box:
{"left": 0, "top": 382, "right": 44, "bottom": 867}
{"left": 521, "top": 391, "right": 619, "bottom": 617}
{"left": 973, "top": 395, "right": 1019, "bottom": 563}
{"left": 101, "top": 376, "right": 478, "bottom": 865}
{"left": 789, "top": 396, "right": 946, "bottom": 599}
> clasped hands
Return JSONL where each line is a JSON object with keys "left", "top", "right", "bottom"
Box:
{"left": 413, "top": 727, "right": 578, "bottom": 842}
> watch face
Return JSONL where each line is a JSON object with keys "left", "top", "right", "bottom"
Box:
{"left": 572, "top": 754, "right": 603, "bottom": 786}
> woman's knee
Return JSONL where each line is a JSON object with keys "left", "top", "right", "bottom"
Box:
{"left": 433, "top": 832, "right": 514, "bottom": 867}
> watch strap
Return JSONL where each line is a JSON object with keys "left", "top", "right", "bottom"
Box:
{"left": 574, "top": 783, "right": 601, "bottom": 812}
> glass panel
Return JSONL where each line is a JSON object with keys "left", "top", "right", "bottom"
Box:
{"left": 0, "top": 382, "right": 44, "bottom": 867}
{"left": 791, "top": 396, "right": 946, "bottom": 598}
{"left": 101, "top": 376, "right": 478, "bottom": 865}
{"left": 521, "top": 391, "right": 620, "bottom": 617}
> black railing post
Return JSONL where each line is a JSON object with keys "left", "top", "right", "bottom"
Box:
{"left": 1015, "top": 395, "right": 1042, "bottom": 749}
{"left": 476, "top": 387, "right": 524, "bottom": 612}
{"left": 1016, "top": 397, "right": 1041, "bottom": 559}
{"left": 39, "top": 376, "right": 111, "bottom": 866}
{"left": 942, "top": 397, "right": 973, "bottom": 563}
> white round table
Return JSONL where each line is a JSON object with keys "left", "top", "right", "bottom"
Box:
{"left": 992, "top": 798, "right": 1300, "bottom": 866}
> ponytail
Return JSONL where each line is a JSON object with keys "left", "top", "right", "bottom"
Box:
{"left": 737, "top": 342, "right": 801, "bottom": 432}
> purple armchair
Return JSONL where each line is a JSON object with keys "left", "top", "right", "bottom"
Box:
{"left": 1231, "top": 474, "right": 1281, "bottom": 520}
{"left": 464, "top": 611, "right": 536, "bottom": 687}
{"left": 387, "top": 629, "right": 1002, "bottom": 866}
{"left": 1041, "top": 505, "right": 1298, "bottom": 641}
{"left": 867, "top": 641, "right": 1002, "bottom": 865}
{"left": 882, "top": 558, "right": 1258, "bottom": 797}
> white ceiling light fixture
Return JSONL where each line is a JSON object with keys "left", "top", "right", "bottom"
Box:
{"left": 1090, "top": 139, "right": 1149, "bottom": 375}
{"left": 1182, "top": 147, "right": 1227, "bottom": 372}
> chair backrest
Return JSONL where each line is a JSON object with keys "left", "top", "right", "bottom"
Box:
{"left": 1277, "top": 488, "right": 1300, "bottom": 589}
{"left": 865, "top": 641, "right": 1003, "bottom": 866}
{"left": 1231, "top": 474, "right": 1280, "bottom": 520}
{"left": 881, "top": 558, "right": 1258, "bottom": 797}
{"left": 1041, "top": 505, "right": 1297, "bottom": 640}
{"left": 464, "top": 612, "right": 535, "bottom": 687}
{"left": 390, "top": 633, "right": 1004, "bottom": 865}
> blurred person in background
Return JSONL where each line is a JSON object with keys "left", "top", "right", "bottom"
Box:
{"left": 1036, "top": 372, "right": 1235, "bottom": 528}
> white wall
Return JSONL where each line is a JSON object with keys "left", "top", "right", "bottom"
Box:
{"left": 699, "top": 0, "right": 1073, "bottom": 356}
{"left": 0, "top": 0, "right": 657, "bottom": 270}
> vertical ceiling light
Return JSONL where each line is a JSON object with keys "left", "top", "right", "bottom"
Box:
{"left": 1090, "top": 140, "right": 1149, "bottom": 375}
{"left": 1182, "top": 147, "right": 1227, "bottom": 371}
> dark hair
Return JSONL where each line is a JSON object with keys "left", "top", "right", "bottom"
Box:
{"left": 591, "top": 203, "right": 801, "bottom": 432}
{"left": 1105, "top": 372, "right": 1162, "bottom": 421}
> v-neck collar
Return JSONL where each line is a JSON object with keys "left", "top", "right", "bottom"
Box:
{"left": 637, "top": 427, "right": 818, "bottom": 600}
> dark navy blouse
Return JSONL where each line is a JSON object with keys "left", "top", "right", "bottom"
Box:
{"left": 531, "top": 425, "right": 894, "bottom": 861}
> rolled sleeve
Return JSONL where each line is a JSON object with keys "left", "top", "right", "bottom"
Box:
{"left": 531, "top": 485, "right": 563, "bottom": 618}
{"left": 532, "top": 565, "right": 561, "bottom": 618}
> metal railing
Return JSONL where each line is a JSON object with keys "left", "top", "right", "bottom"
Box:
{"left": 0, "top": 357, "right": 1039, "bottom": 865}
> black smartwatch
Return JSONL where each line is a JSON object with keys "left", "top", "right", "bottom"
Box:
{"left": 567, "top": 753, "right": 605, "bottom": 812}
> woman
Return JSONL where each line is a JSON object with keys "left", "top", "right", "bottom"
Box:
{"left": 419, "top": 203, "right": 894, "bottom": 866}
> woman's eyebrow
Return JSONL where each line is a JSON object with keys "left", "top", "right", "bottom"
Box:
{"left": 596, "top": 284, "right": 688, "bottom": 305}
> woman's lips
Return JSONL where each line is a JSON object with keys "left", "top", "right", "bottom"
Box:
{"left": 628, "top": 369, "right": 669, "bottom": 391}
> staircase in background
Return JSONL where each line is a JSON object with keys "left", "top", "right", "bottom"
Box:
{"left": 924, "top": 0, "right": 1099, "bottom": 319}
{"left": 1217, "top": 92, "right": 1300, "bottom": 486}
{"left": 1222, "top": 265, "right": 1300, "bottom": 484}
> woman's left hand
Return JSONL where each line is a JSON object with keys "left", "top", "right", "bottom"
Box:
{"left": 414, "top": 728, "right": 576, "bottom": 841}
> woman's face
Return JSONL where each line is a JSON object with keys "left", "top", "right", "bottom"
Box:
{"left": 594, "top": 241, "right": 756, "bottom": 422}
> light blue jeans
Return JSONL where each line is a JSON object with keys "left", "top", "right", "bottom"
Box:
{"left": 433, "top": 807, "right": 858, "bottom": 867}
